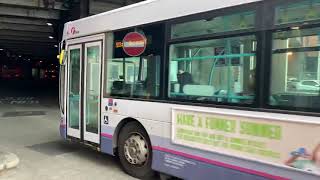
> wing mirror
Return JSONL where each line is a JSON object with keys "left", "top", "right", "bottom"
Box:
{"left": 58, "top": 50, "right": 65, "bottom": 65}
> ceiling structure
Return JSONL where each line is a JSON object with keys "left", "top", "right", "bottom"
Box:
{"left": 0, "top": 0, "right": 144, "bottom": 62}
{"left": 0, "top": 0, "right": 67, "bottom": 60}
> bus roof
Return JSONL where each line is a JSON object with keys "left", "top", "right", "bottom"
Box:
{"left": 63, "top": 0, "right": 262, "bottom": 40}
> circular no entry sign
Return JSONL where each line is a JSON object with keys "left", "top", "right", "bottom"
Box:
{"left": 122, "top": 32, "right": 147, "bottom": 57}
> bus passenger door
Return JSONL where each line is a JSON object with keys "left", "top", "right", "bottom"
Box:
{"left": 67, "top": 45, "right": 82, "bottom": 139}
{"left": 66, "top": 36, "right": 103, "bottom": 145}
{"left": 83, "top": 41, "right": 102, "bottom": 144}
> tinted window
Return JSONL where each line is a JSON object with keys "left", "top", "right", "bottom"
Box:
{"left": 275, "top": 0, "right": 320, "bottom": 25}
{"left": 104, "top": 24, "right": 164, "bottom": 99}
{"left": 269, "top": 27, "right": 320, "bottom": 109}
{"left": 169, "top": 35, "right": 257, "bottom": 104}
{"left": 106, "top": 56, "right": 160, "bottom": 98}
{"left": 171, "top": 11, "right": 255, "bottom": 39}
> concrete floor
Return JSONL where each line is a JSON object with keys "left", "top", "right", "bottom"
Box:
{"left": 0, "top": 80, "right": 152, "bottom": 180}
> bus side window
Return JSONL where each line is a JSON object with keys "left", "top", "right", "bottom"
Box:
{"left": 106, "top": 56, "right": 160, "bottom": 99}
{"left": 269, "top": 27, "right": 320, "bottom": 110}
{"left": 168, "top": 35, "right": 257, "bottom": 104}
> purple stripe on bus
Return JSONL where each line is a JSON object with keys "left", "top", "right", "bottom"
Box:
{"left": 101, "top": 125, "right": 114, "bottom": 134}
{"left": 152, "top": 146, "right": 290, "bottom": 180}
{"left": 59, "top": 124, "right": 66, "bottom": 140}
{"left": 101, "top": 133, "right": 113, "bottom": 139}
{"left": 152, "top": 150, "right": 272, "bottom": 180}
{"left": 101, "top": 135, "right": 114, "bottom": 155}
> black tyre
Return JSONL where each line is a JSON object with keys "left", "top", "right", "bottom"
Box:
{"left": 118, "top": 121, "right": 155, "bottom": 179}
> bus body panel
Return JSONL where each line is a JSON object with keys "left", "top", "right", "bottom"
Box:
{"left": 58, "top": 0, "right": 320, "bottom": 179}
{"left": 59, "top": 115, "right": 67, "bottom": 140}
{"left": 63, "top": 0, "right": 262, "bottom": 40}
{"left": 100, "top": 98, "right": 319, "bottom": 180}
{"left": 60, "top": 94, "right": 319, "bottom": 180}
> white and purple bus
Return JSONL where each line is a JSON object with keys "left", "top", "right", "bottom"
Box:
{"left": 59, "top": 0, "right": 320, "bottom": 179}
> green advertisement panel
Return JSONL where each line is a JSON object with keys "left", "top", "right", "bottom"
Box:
{"left": 172, "top": 108, "right": 320, "bottom": 175}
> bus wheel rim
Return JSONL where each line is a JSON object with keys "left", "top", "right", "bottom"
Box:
{"left": 124, "top": 133, "right": 149, "bottom": 165}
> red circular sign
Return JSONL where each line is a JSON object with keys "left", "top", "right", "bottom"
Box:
{"left": 122, "top": 32, "right": 147, "bottom": 57}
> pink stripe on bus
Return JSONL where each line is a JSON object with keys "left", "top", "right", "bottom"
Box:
{"left": 152, "top": 146, "right": 290, "bottom": 180}
{"left": 101, "top": 133, "right": 113, "bottom": 139}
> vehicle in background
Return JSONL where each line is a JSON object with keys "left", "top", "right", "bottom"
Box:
{"left": 296, "top": 80, "right": 320, "bottom": 92}
{"left": 0, "top": 65, "right": 23, "bottom": 79}
{"left": 44, "top": 69, "right": 58, "bottom": 80}
{"left": 287, "top": 77, "right": 299, "bottom": 91}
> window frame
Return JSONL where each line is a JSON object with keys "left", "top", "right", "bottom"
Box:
{"left": 105, "top": 56, "right": 162, "bottom": 99}
{"left": 260, "top": 0, "right": 320, "bottom": 114}
{"left": 164, "top": 2, "right": 262, "bottom": 108}
{"left": 59, "top": 64, "right": 66, "bottom": 114}
{"left": 103, "top": 23, "right": 166, "bottom": 100}
{"left": 269, "top": 0, "right": 320, "bottom": 30}
{"left": 166, "top": 2, "right": 262, "bottom": 44}
{"left": 263, "top": 0, "right": 320, "bottom": 113}
{"left": 166, "top": 32, "right": 260, "bottom": 108}
{"left": 265, "top": 24, "right": 320, "bottom": 112}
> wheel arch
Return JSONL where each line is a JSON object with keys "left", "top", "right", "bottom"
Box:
{"left": 112, "top": 117, "right": 151, "bottom": 154}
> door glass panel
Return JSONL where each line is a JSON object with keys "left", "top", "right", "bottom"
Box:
{"left": 59, "top": 65, "right": 65, "bottom": 113}
{"left": 85, "top": 45, "right": 100, "bottom": 134}
{"left": 68, "top": 48, "right": 81, "bottom": 130}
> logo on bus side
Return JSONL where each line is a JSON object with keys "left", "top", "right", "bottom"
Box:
{"left": 67, "top": 27, "right": 79, "bottom": 35}
{"left": 122, "top": 32, "right": 147, "bottom": 57}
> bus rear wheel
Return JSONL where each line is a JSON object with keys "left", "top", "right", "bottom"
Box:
{"left": 118, "top": 121, "right": 155, "bottom": 179}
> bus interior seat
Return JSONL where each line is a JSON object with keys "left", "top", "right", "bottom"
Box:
{"left": 183, "top": 85, "right": 215, "bottom": 97}
{"left": 132, "top": 82, "right": 146, "bottom": 96}
{"left": 111, "top": 81, "right": 131, "bottom": 96}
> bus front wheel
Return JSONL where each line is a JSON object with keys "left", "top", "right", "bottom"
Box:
{"left": 118, "top": 121, "right": 155, "bottom": 179}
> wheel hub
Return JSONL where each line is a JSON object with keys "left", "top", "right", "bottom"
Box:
{"left": 124, "top": 134, "right": 149, "bottom": 165}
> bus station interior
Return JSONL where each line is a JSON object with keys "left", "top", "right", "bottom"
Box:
{"left": 0, "top": 1, "right": 148, "bottom": 180}
{"left": 1, "top": 0, "right": 320, "bottom": 180}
